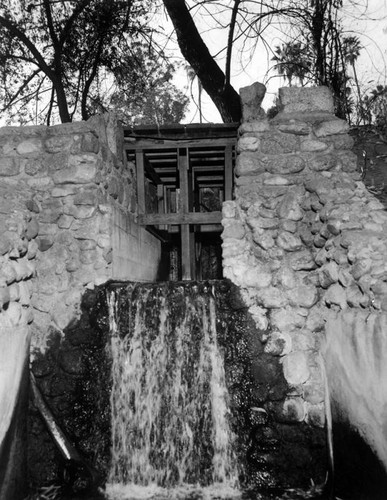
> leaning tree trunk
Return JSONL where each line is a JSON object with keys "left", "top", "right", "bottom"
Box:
{"left": 163, "top": 0, "right": 242, "bottom": 123}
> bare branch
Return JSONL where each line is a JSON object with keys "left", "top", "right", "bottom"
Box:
{"left": 1, "top": 68, "right": 42, "bottom": 111}
{"left": 224, "top": 0, "right": 241, "bottom": 89}
{"left": 43, "top": 0, "right": 60, "bottom": 50}
{"left": 0, "top": 15, "right": 55, "bottom": 79}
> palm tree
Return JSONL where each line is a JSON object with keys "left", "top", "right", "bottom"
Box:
{"left": 342, "top": 36, "right": 363, "bottom": 123}
{"left": 364, "top": 85, "right": 387, "bottom": 129}
{"left": 271, "top": 42, "right": 312, "bottom": 86}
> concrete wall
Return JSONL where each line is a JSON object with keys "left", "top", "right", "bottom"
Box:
{"left": 0, "top": 115, "right": 161, "bottom": 352}
{"left": 111, "top": 206, "right": 161, "bottom": 281}
{"left": 222, "top": 83, "right": 387, "bottom": 473}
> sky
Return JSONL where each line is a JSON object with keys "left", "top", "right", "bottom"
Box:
{"left": 0, "top": 1, "right": 386, "bottom": 127}
{"left": 174, "top": 0, "right": 387, "bottom": 124}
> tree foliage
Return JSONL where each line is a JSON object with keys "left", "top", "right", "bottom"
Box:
{"left": 362, "top": 85, "right": 387, "bottom": 130}
{"left": 162, "top": 0, "right": 242, "bottom": 123}
{"left": 271, "top": 42, "right": 312, "bottom": 86}
{"left": 270, "top": 33, "right": 364, "bottom": 122}
{"left": 0, "top": 0, "right": 189, "bottom": 125}
{"left": 110, "top": 61, "right": 189, "bottom": 126}
{"left": 271, "top": 1, "right": 366, "bottom": 120}
{"left": 163, "top": 0, "right": 375, "bottom": 123}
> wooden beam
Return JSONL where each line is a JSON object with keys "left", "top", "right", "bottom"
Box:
{"left": 157, "top": 184, "right": 166, "bottom": 230}
{"left": 136, "top": 150, "right": 145, "bottom": 214}
{"left": 178, "top": 148, "right": 191, "bottom": 280}
{"left": 145, "top": 226, "right": 170, "bottom": 243}
{"left": 225, "top": 144, "right": 233, "bottom": 201}
{"left": 138, "top": 211, "right": 222, "bottom": 226}
{"left": 125, "top": 138, "right": 236, "bottom": 150}
{"left": 181, "top": 225, "right": 191, "bottom": 280}
{"left": 168, "top": 224, "right": 222, "bottom": 233}
{"left": 123, "top": 122, "right": 239, "bottom": 139}
{"left": 144, "top": 156, "right": 162, "bottom": 185}
{"left": 195, "top": 175, "right": 223, "bottom": 182}
{"left": 191, "top": 165, "right": 224, "bottom": 172}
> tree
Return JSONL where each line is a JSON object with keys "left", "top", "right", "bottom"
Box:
{"left": 162, "top": 0, "right": 242, "bottom": 123}
{"left": 342, "top": 35, "right": 363, "bottom": 123}
{"left": 0, "top": 0, "right": 188, "bottom": 125}
{"left": 110, "top": 61, "right": 189, "bottom": 126}
{"left": 162, "top": 0, "right": 373, "bottom": 123}
{"left": 363, "top": 85, "right": 387, "bottom": 130}
{"left": 271, "top": 42, "right": 312, "bottom": 86}
{"left": 186, "top": 66, "right": 203, "bottom": 123}
{"left": 270, "top": 0, "right": 355, "bottom": 119}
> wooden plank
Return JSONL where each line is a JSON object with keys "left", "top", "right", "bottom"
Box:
{"left": 190, "top": 228, "right": 196, "bottom": 279}
{"left": 225, "top": 144, "right": 233, "bottom": 201}
{"left": 179, "top": 148, "right": 189, "bottom": 213}
{"left": 144, "top": 156, "right": 162, "bottom": 185}
{"left": 145, "top": 226, "right": 170, "bottom": 243}
{"left": 181, "top": 225, "right": 191, "bottom": 280}
{"left": 178, "top": 148, "right": 191, "bottom": 280}
{"left": 138, "top": 211, "right": 222, "bottom": 226}
{"left": 125, "top": 138, "right": 237, "bottom": 150}
{"left": 167, "top": 224, "right": 222, "bottom": 234}
{"left": 195, "top": 175, "right": 223, "bottom": 182}
{"left": 191, "top": 165, "right": 224, "bottom": 172}
{"left": 123, "top": 122, "right": 239, "bottom": 137}
{"left": 157, "top": 184, "right": 166, "bottom": 230}
{"left": 136, "top": 150, "right": 146, "bottom": 214}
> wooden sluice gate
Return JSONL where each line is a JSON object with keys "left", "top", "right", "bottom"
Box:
{"left": 124, "top": 123, "right": 238, "bottom": 281}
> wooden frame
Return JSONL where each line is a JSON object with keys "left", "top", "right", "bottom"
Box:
{"left": 130, "top": 128, "right": 236, "bottom": 280}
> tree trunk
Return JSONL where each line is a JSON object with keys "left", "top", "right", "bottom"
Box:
{"left": 163, "top": 0, "right": 241, "bottom": 123}
{"left": 51, "top": 78, "right": 72, "bottom": 123}
{"left": 352, "top": 62, "right": 364, "bottom": 124}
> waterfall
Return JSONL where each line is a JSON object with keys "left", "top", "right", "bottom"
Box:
{"left": 105, "top": 283, "right": 240, "bottom": 500}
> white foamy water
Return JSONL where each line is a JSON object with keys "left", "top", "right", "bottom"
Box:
{"left": 105, "top": 482, "right": 242, "bottom": 500}
{"left": 106, "top": 285, "right": 239, "bottom": 499}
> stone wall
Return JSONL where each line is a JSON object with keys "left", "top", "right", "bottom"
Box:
{"left": 0, "top": 182, "right": 35, "bottom": 499}
{"left": 0, "top": 115, "right": 161, "bottom": 353}
{"left": 222, "top": 84, "right": 387, "bottom": 481}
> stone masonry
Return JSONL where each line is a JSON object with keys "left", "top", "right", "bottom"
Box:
{"left": 0, "top": 115, "right": 161, "bottom": 353}
{"left": 221, "top": 84, "right": 387, "bottom": 472}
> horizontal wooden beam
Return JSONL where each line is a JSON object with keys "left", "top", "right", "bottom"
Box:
{"left": 191, "top": 165, "right": 224, "bottom": 172}
{"left": 168, "top": 224, "right": 222, "bottom": 233}
{"left": 195, "top": 175, "right": 223, "bottom": 182}
{"left": 138, "top": 211, "right": 222, "bottom": 226}
{"left": 125, "top": 138, "right": 236, "bottom": 150}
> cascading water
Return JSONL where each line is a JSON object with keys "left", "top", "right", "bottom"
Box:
{"left": 105, "top": 282, "right": 241, "bottom": 499}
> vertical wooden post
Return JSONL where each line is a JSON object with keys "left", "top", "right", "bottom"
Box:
{"left": 224, "top": 144, "right": 233, "bottom": 201}
{"left": 179, "top": 148, "right": 193, "bottom": 280}
{"left": 157, "top": 184, "right": 165, "bottom": 230}
{"left": 136, "top": 150, "right": 146, "bottom": 214}
{"left": 188, "top": 165, "right": 196, "bottom": 279}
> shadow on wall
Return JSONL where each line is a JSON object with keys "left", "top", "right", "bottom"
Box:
{"left": 333, "top": 420, "right": 387, "bottom": 500}
{"left": 28, "top": 287, "right": 112, "bottom": 496}
{"left": 0, "top": 327, "right": 30, "bottom": 500}
{"left": 324, "top": 311, "right": 387, "bottom": 499}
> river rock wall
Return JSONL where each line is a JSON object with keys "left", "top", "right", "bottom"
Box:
{"left": 0, "top": 116, "right": 161, "bottom": 494}
{"left": 222, "top": 84, "right": 387, "bottom": 482}
{"left": 0, "top": 116, "right": 161, "bottom": 353}
{"left": 0, "top": 182, "right": 34, "bottom": 499}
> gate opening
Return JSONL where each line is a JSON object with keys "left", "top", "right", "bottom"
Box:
{"left": 124, "top": 123, "right": 238, "bottom": 281}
